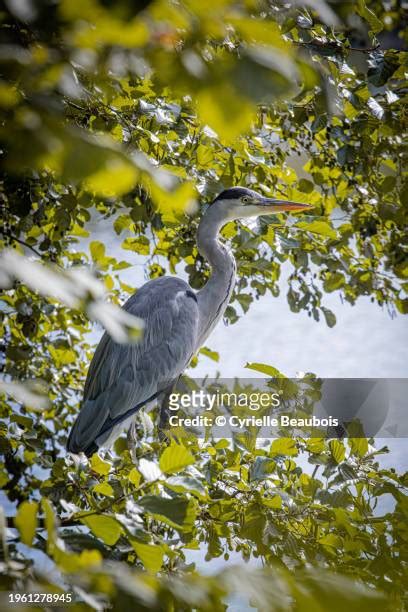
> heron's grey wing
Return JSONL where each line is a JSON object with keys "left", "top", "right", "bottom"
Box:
{"left": 67, "top": 277, "right": 199, "bottom": 455}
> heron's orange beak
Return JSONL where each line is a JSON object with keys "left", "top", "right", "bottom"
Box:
{"left": 259, "top": 198, "right": 313, "bottom": 212}
{"left": 278, "top": 202, "right": 313, "bottom": 211}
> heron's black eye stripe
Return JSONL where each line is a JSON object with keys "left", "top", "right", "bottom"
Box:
{"left": 185, "top": 290, "right": 197, "bottom": 302}
{"left": 213, "top": 188, "right": 253, "bottom": 201}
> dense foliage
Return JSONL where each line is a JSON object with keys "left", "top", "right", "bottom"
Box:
{"left": 0, "top": 0, "right": 407, "bottom": 609}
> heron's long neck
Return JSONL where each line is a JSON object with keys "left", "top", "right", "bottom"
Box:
{"left": 196, "top": 207, "right": 236, "bottom": 343}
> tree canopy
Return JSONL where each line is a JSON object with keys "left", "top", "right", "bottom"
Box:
{"left": 0, "top": 1, "right": 407, "bottom": 610}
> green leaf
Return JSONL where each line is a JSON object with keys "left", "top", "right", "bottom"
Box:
{"left": 85, "top": 159, "right": 139, "bottom": 197}
{"left": 349, "top": 437, "right": 369, "bottom": 457}
{"left": 90, "top": 454, "right": 111, "bottom": 476}
{"left": 323, "top": 272, "right": 345, "bottom": 292}
{"left": 41, "top": 498, "right": 57, "bottom": 556}
{"left": 81, "top": 515, "right": 122, "bottom": 546}
{"left": 138, "top": 495, "right": 195, "bottom": 531}
{"left": 297, "top": 568, "right": 387, "bottom": 611}
{"left": 296, "top": 220, "right": 337, "bottom": 240}
{"left": 93, "top": 482, "right": 114, "bottom": 497}
{"left": 236, "top": 293, "right": 253, "bottom": 313}
{"left": 199, "top": 347, "right": 219, "bottom": 362}
{"left": 319, "top": 532, "right": 343, "bottom": 552}
{"left": 196, "top": 82, "right": 254, "bottom": 142}
{"left": 329, "top": 440, "right": 346, "bottom": 464}
{"left": 165, "top": 475, "right": 207, "bottom": 499}
{"left": 159, "top": 441, "right": 195, "bottom": 475}
{"left": 245, "top": 362, "right": 285, "bottom": 377}
{"left": 298, "top": 178, "right": 314, "bottom": 193}
{"left": 240, "top": 502, "right": 266, "bottom": 544}
{"left": 250, "top": 456, "right": 275, "bottom": 481}
{"left": 128, "top": 467, "right": 141, "bottom": 486}
{"left": 396, "top": 298, "right": 408, "bottom": 314}
{"left": 122, "top": 236, "right": 150, "bottom": 255}
{"left": 48, "top": 345, "right": 76, "bottom": 366}
{"left": 356, "top": 0, "right": 383, "bottom": 34}
{"left": 89, "top": 240, "right": 106, "bottom": 262}
{"left": 270, "top": 438, "right": 298, "bottom": 457}
{"left": 130, "top": 540, "right": 164, "bottom": 573}
{"left": 306, "top": 438, "right": 325, "bottom": 454}
{"left": 394, "top": 262, "right": 408, "bottom": 279}
{"left": 379, "top": 176, "right": 396, "bottom": 194}
{"left": 321, "top": 307, "right": 336, "bottom": 328}
{"left": 196, "top": 145, "right": 214, "bottom": 167}
{"left": 113, "top": 214, "right": 132, "bottom": 235}
{"left": 263, "top": 495, "right": 282, "bottom": 509}
{"left": 14, "top": 501, "right": 38, "bottom": 546}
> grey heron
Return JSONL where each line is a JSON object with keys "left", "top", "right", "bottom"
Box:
{"left": 67, "top": 187, "right": 311, "bottom": 456}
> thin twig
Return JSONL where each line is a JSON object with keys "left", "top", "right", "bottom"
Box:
{"left": 292, "top": 40, "right": 381, "bottom": 54}
{"left": 348, "top": 44, "right": 381, "bottom": 53}
{"left": 64, "top": 99, "right": 87, "bottom": 112}
{"left": 8, "top": 235, "right": 43, "bottom": 258}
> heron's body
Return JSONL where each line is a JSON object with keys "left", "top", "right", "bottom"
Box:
{"left": 67, "top": 188, "right": 310, "bottom": 455}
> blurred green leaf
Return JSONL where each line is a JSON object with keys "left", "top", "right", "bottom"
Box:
{"left": 356, "top": 0, "right": 383, "bottom": 34}
{"left": 14, "top": 501, "right": 38, "bottom": 547}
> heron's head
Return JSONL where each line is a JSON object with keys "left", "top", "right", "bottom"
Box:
{"left": 211, "top": 187, "right": 312, "bottom": 220}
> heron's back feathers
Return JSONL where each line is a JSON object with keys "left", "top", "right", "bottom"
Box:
{"left": 67, "top": 276, "right": 199, "bottom": 455}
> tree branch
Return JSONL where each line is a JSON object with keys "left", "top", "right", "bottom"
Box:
{"left": 8, "top": 235, "right": 43, "bottom": 258}
{"left": 292, "top": 40, "right": 381, "bottom": 54}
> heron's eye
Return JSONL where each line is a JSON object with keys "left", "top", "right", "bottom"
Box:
{"left": 241, "top": 196, "right": 250, "bottom": 204}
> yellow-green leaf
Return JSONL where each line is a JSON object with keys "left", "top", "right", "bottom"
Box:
{"left": 296, "top": 220, "right": 337, "bottom": 240}
{"left": 48, "top": 345, "right": 77, "bottom": 365}
{"left": 14, "top": 501, "right": 38, "bottom": 546}
{"left": 150, "top": 181, "right": 197, "bottom": 224}
{"left": 93, "top": 482, "right": 114, "bottom": 497}
{"left": 270, "top": 438, "right": 298, "bottom": 457}
{"left": 128, "top": 467, "right": 141, "bottom": 487}
{"left": 349, "top": 437, "right": 369, "bottom": 458}
{"left": 199, "top": 347, "right": 219, "bottom": 362}
{"left": 41, "top": 498, "right": 57, "bottom": 556}
{"left": 245, "top": 362, "right": 284, "bottom": 377}
{"left": 159, "top": 441, "right": 195, "bottom": 475}
{"left": 356, "top": 0, "right": 383, "bottom": 34}
{"left": 196, "top": 83, "right": 254, "bottom": 142}
{"left": 122, "top": 236, "right": 150, "bottom": 255}
{"left": 263, "top": 495, "right": 282, "bottom": 509}
{"left": 131, "top": 540, "right": 164, "bottom": 573}
{"left": 90, "top": 454, "right": 111, "bottom": 476}
{"left": 329, "top": 439, "right": 346, "bottom": 463}
{"left": 319, "top": 533, "right": 342, "bottom": 552}
{"left": 90, "top": 240, "right": 106, "bottom": 262}
{"left": 306, "top": 438, "right": 325, "bottom": 454}
{"left": 86, "top": 159, "right": 138, "bottom": 197}
{"left": 81, "top": 515, "right": 122, "bottom": 546}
